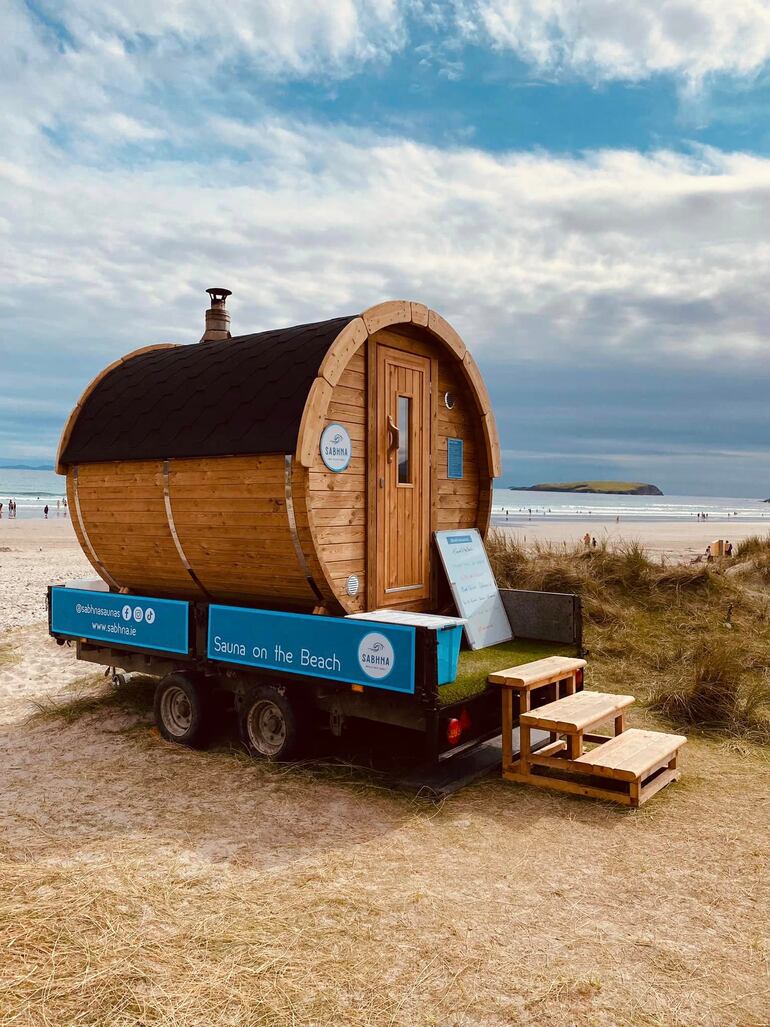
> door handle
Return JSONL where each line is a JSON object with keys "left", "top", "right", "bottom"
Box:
{"left": 387, "top": 414, "right": 400, "bottom": 463}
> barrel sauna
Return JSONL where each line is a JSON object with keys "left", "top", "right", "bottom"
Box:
{"left": 57, "top": 293, "right": 501, "bottom": 615}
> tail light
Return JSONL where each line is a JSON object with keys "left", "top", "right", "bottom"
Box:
{"left": 446, "top": 718, "right": 462, "bottom": 745}
{"left": 446, "top": 707, "right": 471, "bottom": 746}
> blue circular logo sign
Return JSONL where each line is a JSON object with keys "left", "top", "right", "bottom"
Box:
{"left": 320, "top": 423, "right": 352, "bottom": 472}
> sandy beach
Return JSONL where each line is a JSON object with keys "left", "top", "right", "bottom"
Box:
{"left": 494, "top": 516, "right": 770, "bottom": 562}
{"left": 1, "top": 510, "right": 769, "bottom": 1025}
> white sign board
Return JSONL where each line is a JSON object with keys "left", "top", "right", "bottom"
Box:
{"left": 434, "top": 529, "right": 512, "bottom": 650}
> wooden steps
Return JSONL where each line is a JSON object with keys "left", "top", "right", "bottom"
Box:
{"left": 489, "top": 658, "right": 686, "bottom": 808}
{"left": 522, "top": 689, "right": 634, "bottom": 733}
{"left": 573, "top": 728, "right": 688, "bottom": 781}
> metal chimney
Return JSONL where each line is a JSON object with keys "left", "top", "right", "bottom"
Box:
{"left": 200, "top": 287, "right": 232, "bottom": 342}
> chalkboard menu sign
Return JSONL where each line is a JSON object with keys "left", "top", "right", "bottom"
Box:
{"left": 434, "top": 528, "right": 513, "bottom": 650}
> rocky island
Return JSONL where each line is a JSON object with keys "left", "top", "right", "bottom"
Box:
{"left": 511, "top": 480, "right": 663, "bottom": 496}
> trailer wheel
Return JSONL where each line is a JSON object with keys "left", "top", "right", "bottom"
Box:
{"left": 239, "top": 686, "right": 301, "bottom": 761}
{"left": 154, "top": 673, "right": 210, "bottom": 748}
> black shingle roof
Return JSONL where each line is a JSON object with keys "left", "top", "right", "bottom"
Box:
{"left": 60, "top": 316, "right": 355, "bottom": 464}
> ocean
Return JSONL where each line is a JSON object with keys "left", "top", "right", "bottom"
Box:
{"left": 492, "top": 489, "right": 770, "bottom": 524}
{"left": 1, "top": 469, "right": 768, "bottom": 525}
{"left": 0, "top": 469, "right": 66, "bottom": 518}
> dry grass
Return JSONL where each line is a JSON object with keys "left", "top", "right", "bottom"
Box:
{"left": 28, "top": 673, "right": 155, "bottom": 723}
{"left": 647, "top": 639, "right": 770, "bottom": 741}
{"left": 487, "top": 532, "right": 770, "bottom": 740}
{"left": 734, "top": 533, "right": 770, "bottom": 559}
{"left": 1, "top": 671, "right": 769, "bottom": 1027}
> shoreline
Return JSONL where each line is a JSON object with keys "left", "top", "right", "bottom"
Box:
{"left": 3, "top": 516, "right": 769, "bottom": 582}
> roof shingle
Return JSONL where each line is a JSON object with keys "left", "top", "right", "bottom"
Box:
{"left": 60, "top": 316, "right": 355, "bottom": 464}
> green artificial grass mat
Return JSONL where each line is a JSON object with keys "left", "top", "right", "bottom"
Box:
{"left": 438, "top": 638, "right": 578, "bottom": 706}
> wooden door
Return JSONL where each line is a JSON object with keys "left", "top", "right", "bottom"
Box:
{"left": 375, "top": 345, "right": 432, "bottom": 606}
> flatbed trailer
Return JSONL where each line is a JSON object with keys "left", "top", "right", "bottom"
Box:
{"left": 48, "top": 583, "right": 582, "bottom": 789}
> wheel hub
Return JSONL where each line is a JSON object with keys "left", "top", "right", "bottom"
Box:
{"left": 247, "top": 699, "right": 287, "bottom": 756}
{"left": 160, "top": 685, "right": 193, "bottom": 737}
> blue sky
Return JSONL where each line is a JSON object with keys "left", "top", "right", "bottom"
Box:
{"left": 2, "top": 1, "right": 770, "bottom": 495}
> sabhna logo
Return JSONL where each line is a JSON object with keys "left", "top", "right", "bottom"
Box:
{"left": 324, "top": 432, "right": 349, "bottom": 458}
{"left": 357, "top": 632, "right": 395, "bottom": 680}
{"left": 320, "top": 423, "right": 352, "bottom": 471}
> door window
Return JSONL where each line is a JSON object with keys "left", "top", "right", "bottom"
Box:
{"left": 397, "top": 395, "right": 411, "bottom": 484}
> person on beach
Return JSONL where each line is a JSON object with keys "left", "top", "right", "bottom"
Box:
{"left": 43, "top": 504, "right": 49, "bottom": 519}
{"left": 583, "top": 532, "right": 590, "bottom": 547}
{"left": 726, "top": 541, "right": 733, "bottom": 557}
{"left": 592, "top": 537, "right": 598, "bottom": 548}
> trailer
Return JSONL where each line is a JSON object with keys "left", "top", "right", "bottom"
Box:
{"left": 47, "top": 289, "right": 584, "bottom": 792}
{"left": 48, "top": 582, "right": 582, "bottom": 790}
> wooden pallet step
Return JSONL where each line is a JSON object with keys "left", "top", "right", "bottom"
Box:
{"left": 573, "top": 728, "right": 687, "bottom": 782}
{"left": 520, "top": 689, "right": 635, "bottom": 733}
{"left": 488, "top": 655, "right": 586, "bottom": 689}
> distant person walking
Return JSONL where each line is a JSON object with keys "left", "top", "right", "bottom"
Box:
{"left": 592, "top": 537, "right": 598, "bottom": 548}
{"left": 726, "top": 541, "right": 733, "bottom": 557}
{"left": 583, "top": 532, "right": 590, "bottom": 547}
{"left": 43, "top": 504, "right": 49, "bottom": 519}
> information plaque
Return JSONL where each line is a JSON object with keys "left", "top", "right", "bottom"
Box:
{"left": 434, "top": 529, "right": 512, "bottom": 650}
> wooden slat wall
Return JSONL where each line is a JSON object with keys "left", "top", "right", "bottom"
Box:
{"left": 169, "top": 455, "right": 318, "bottom": 606}
{"left": 435, "top": 362, "right": 490, "bottom": 533}
{"left": 305, "top": 349, "right": 368, "bottom": 613}
{"left": 68, "top": 461, "right": 201, "bottom": 599}
{"left": 68, "top": 455, "right": 320, "bottom": 607}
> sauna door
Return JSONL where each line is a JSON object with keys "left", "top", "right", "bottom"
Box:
{"left": 375, "top": 345, "right": 432, "bottom": 606}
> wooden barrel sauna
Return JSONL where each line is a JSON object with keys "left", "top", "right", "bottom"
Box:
{"left": 57, "top": 294, "right": 501, "bottom": 615}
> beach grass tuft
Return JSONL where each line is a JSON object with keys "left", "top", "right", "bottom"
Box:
{"left": 29, "top": 673, "right": 156, "bottom": 723}
{"left": 734, "top": 533, "right": 770, "bottom": 559}
{"left": 646, "top": 638, "right": 770, "bottom": 740}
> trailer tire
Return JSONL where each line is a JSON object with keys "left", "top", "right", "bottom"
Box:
{"left": 154, "top": 672, "right": 210, "bottom": 748}
{"left": 239, "top": 686, "right": 302, "bottom": 761}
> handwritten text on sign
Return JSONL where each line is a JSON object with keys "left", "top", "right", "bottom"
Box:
{"left": 434, "top": 529, "right": 512, "bottom": 650}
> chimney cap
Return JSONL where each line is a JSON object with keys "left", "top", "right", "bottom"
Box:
{"left": 206, "top": 287, "right": 232, "bottom": 302}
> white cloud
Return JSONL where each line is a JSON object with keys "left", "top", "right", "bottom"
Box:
{"left": 32, "top": 0, "right": 407, "bottom": 76}
{"left": 462, "top": 1, "right": 770, "bottom": 84}
{"left": 2, "top": 122, "right": 769, "bottom": 375}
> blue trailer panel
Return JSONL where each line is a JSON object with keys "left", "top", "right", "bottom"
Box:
{"left": 50, "top": 587, "right": 190, "bottom": 655}
{"left": 208, "top": 605, "right": 416, "bottom": 694}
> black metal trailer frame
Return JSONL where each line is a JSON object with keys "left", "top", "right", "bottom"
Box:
{"left": 48, "top": 586, "right": 582, "bottom": 793}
